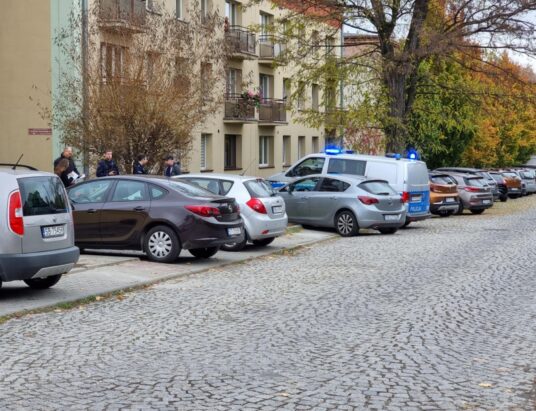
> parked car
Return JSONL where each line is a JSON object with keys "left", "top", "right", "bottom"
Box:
{"left": 269, "top": 152, "right": 430, "bottom": 226}
{"left": 488, "top": 171, "right": 508, "bottom": 202}
{"left": 67, "top": 176, "right": 243, "bottom": 263}
{"left": 175, "top": 174, "right": 288, "bottom": 251}
{"left": 428, "top": 173, "right": 460, "bottom": 217}
{"left": 0, "top": 165, "right": 79, "bottom": 289}
{"left": 517, "top": 169, "right": 536, "bottom": 194}
{"left": 277, "top": 175, "right": 406, "bottom": 236}
{"left": 446, "top": 173, "right": 494, "bottom": 214}
{"left": 501, "top": 171, "right": 523, "bottom": 198}
{"left": 434, "top": 167, "right": 500, "bottom": 201}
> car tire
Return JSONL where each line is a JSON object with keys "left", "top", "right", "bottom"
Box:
{"left": 220, "top": 234, "right": 248, "bottom": 252}
{"left": 456, "top": 203, "right": 464, "bottom": 215}
{"left": 378, "top": 227, "right": 397, "bottom": 235}
{"left": 470, "top": 209, "right": 485, "bottom": 215}
{"left": 438, "top": 210, "right": 452, "bottom": 217}
{"left": 402, "top": 219, "right": 411, "bottom": 228}
{"left": 189, "top": 247, "right": 219, "bottom": 259}
{"left": 335, "top": 210, "right": 359, "bottom": 237}
{"left": 24, "top": 274, "right": 62, "bottom": 290}
{"left": 500, "top": 195, "right": 508, "bottom": 202}
{"left": 252, "top": 237, "right": 275, "bottom": 246}
{"left": 145, "top": 225, "right": 181, "bottom": 263}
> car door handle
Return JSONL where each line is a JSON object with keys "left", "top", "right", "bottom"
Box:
{"left": 133, "top": 206, "right": 146, "bottom": 212}
{"left": 329, "top": 196, "right": 337, "bottom": 200}
{"left": 87, "top": 209, "right": 97, "bottom": 214}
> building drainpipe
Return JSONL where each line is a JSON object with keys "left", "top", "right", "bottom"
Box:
{"left": 81, "top": 0, "right": 89, "bottom": 176}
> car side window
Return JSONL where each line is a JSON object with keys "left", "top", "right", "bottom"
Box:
{"left": 327, "top": 159, "right": 366, "bottom": 176}
{"left": 69, "top": 180, "right": 113, "bottom": 204}
{"left": 289, "top": 158, "right": 325, "bottom": 177}
{"left": 150, "top": 185, "right": 167, "bottom": 200}
{"left": 183, "top": 178, "right": 221, "bottom": 195}
{"left": 318, "top": 178, "right": 349, "bottom": 192}
{"left": 290, "top": 177, "right": 320, "bottom": 192}
{"left": 111, "top": 181, "right": 149, "bottom": 202}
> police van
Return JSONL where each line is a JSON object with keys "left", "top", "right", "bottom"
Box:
{"left": 269, "top": 151, "right": 431, "bottom": 225}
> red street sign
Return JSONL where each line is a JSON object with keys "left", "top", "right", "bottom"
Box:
{"left": 28, "top": 128, "right": 52, "bottom": 135}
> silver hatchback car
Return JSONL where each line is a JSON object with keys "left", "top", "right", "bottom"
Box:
{"left": 176, "top": 174, "right": 288, "bottom": 251}
{"left": 0, "top": 165, "right": 79, "bottom": 289}
{"left": 278, "top": 174, "right": 406, "bottom": 236}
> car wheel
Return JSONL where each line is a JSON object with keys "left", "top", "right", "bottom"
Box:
{"left": 470, "top": 209, "right": 485, "bottom": 215}
{"left": 378, "top": 227, "right": 397, "bottom": 235}
{"left": 335, "top": 210, "right": 359, "bottom": 237}
{"left": 24, "top": 274, "right": 62, "bottom": 290}
{"left": 500, "top": 195, "right": 508, "bottom": 202}
{"left": 402, "top": 219, "right": 411, "bottom": 228}
{"left": 145, "top": 225, "right": 180, "bottom": 263}
{"left": 456, "top": 203, "right": 464, "bottom": 215}
{"left": 252, "top": 237, "right": 275, "bottom": 246}
{"left": 189, "top": 247, "right": 219, "bottom": 259}
{"left": 220, "top": 234, "right": 248, "bottom": 252}
{"left": 438, "top": 210, "right": 452, "bottom": 217}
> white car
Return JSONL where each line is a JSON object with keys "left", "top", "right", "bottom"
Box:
{"left": 175, "top": 174, "right": 288, "bottom": 251}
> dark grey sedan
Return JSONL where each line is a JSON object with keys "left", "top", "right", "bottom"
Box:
{"left": 278, "top": 175, "right": 406, "bottom": 236}
{"left": 67, "top": 176, "right": 244, "bottom": 263}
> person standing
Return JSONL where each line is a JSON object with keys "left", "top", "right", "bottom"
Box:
{"left": 53, "top": 146, "right": 80, "bottom": 187}
{"left": 163, "top": 155, "right": 181, "bottom": 177}
{"left": 96, "top": 150, "right": 120, "bottom": 177}
{"left": 133, "top": 154, "right": 148, "bottom": 175}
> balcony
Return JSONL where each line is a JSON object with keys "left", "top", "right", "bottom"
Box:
{"left": 258, "top": 35, "right": 287, "bottom": 65}
{"left": 224, "top": 94, "right": 257, "bottom": 123}
{"left": 98, "top": 0, "right": 146, "bottom": 34}
{"left": 259, "top": 99, "right": 287, "bottom": 125}
{"left": 225, "top": 26, "right": 257, "bottom": 60}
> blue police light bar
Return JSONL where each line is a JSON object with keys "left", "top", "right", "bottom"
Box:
{"left": 407, "top": 149, "right": 420, "bottom": 160}
{"left": 385, "top": 153, "right": 402, "bottom": 160}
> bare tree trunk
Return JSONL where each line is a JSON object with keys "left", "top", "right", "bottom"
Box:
{"left": 383, "top": 64, "right": 409, "bottom": 153}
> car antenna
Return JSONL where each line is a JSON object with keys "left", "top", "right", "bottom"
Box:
{"left": 12, "top": 154, "right": 24, "bottom": 170}
{"left": 240, "top": 158, "right": 256, "bottom": 176}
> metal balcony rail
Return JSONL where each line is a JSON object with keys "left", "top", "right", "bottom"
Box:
{"left": 225, "top": 25, "right": 257, "bottom": 56}
{"left": 259, "top": 99, "right": 287, "bottom": 123}
{"left": 99, "top": 0, "right": 146, "bottom": 27}
{"left": 258, "top": 35, "right": 286, "bottom": 60}
{"left": 224, "top": 93, "right": 256, "bottom": 121}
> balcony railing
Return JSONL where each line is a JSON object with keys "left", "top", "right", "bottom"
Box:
{"left": 225, "top": 26, "right": 257, "bottom": 58}
{"left": 99, "top": 0, "right": 146, "bottom": 33}
{"left": 259, "top": 99, "right": 287, "bottom": 124}
{"left": 224, "top": 94, "right": 257, "bottom": 122}
{"left": 258, "top": 35, "right": 286, "bottom": 63}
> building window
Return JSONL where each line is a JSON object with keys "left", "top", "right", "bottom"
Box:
{"left": 226, "top": 68, "right": 242, "bottom": 96}
{"left": 200, "top": 134, "right": 211, "bottom": 170}
{"left": 298, "top": 136, "right": 305, "bottom": 159}
{"left": 259, "top": 136, "right": 273, "bottom": 167}
{"left": 283, "top": 78, "right": 291, "bottom": 101}
{"left": 225, "top": 0, "right": 238, "bottom": 25}
{"left": 100, "top": 43, "right": 126, "bottom": 83}
{"left": 282, "top": 135, "right": 291, "bottom": 166}
{"left": 312, "top": 84, "right": 319, "bottom": 111}
{"left": 297, "top": 81, "right": 305, "bottom": 110}
{"left": 224, "top": 134, "right": 238, "bottom": 169}
{"left": 259, "top": 12, "right": 272, "bottom": 37}
{"left": 312, "top": 136, "right": 320, "bottom": 153}
{"left": 201, "top": 62, "right": 212, "bottom": 96}
{"left": 259, "top": 74, "right": 272, "bottom": 101}
{"left": 201, "top": 0, "right": 209, "bottom": 18}
{"left": 176, "top": 0, "right": 183, "bottom": 19}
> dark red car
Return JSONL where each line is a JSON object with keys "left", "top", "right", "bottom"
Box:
{"left": 67, "top": 176, "right": 244, "bottom": 263}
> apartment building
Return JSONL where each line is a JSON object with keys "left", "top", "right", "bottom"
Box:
{"left": 1, "top": 0, "right": 339, "bottom": 176}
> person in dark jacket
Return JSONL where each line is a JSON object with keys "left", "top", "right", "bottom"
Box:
{"left": 96, "top": 150, "right": 120, "bottom": 177}
{"left": 163, "top": 155, "right": 181, "bottom": 177}
{"left": 53, "top": 146, "right": 80, "bottom": 187}
{"left": 133, "top": 154, "right": 148, "bottom": 175}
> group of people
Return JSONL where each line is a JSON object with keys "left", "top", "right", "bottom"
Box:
{"left": 53, "top": 147, "right": 182, "bottom": 187}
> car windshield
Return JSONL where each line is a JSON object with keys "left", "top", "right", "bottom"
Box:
{"left": 503, "top": 172, "right": 518, "bottom": 178}
{"left": 430, "top": 175, "right": 454, "bottom": 185}
{"left": 490, "top": 174, "right": 503, "bottom": 182}
{"left": 18, "top": 176, "right": 68, "bottom": 216}
{"left": 167, "top": 180, "right": 216, "bottom": 197}
{"left": 465, "top": 177, "right": 486, "bottom": 187}
{"left": 244, "top": 179, "right": 274, "bottom": 198}
{"left": 359, "top": 181, "right": 398, "bottom": 196}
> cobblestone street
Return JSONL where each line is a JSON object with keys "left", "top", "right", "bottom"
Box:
{"left": 1, "top": 198, "right": 536, "bottom": 410}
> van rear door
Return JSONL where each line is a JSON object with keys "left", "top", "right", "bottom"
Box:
{"left": 405, "top": 162, "right": 430, "bottom": 214}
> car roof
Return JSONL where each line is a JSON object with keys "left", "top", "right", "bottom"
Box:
{"left": 303, "top": 153, "right": 426, "bottom": 165}
{"left": 174, "top": 173, "right": 264, "bottom": 182}
{"left": 0, "top": 168, "right": 55, "bottom": 178}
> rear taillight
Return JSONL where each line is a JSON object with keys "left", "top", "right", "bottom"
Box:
{"left": 246, "top": 198, "right": 267, "bottom": 214}
{"left": 401, "top": 192, "right": 410, "bottom": 203}
{"left": 464, "top": 186, "right": 481, "bottom": 192}
{"left": 185, "top": 205, "right": 221, "bottom": 217}
{"left": 8, "top": 190, "right": 24, "bottom": 236}
{"left": 358, "top": 196, "right": 379, "bottom": 205}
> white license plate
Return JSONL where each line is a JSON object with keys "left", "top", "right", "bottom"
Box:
{"left": 384, "top": 214, "right": 400, "bottom": 221}
{"left": 411, "top": 195, "right": 422, "bottom": 202}
{"left": 227, "top": 227, "right": 242, "bottom": 236}
{"left": 42, "top": 225, "right": 65, "bottom": 238}
{"left": 272, "top": 205, "right": 283, "bottom": 214}
{"left": 482, "top": 199, "right": 491, "bottom": 204}
{"left": 445, "top": 197, "right": 456, "bottom": 203}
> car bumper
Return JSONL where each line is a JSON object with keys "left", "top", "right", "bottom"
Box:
{"left": 244, "top": 214, "right": 289, "bottom": 241}
{"left": 359, "top": 211, "right": 406, "bottom": 229}
{"left": 430, "top": 201, "right": 459, "bottom": 214}
{"left": 181, "top": 220, "right": 245, "bottom": 250}
{"left": 0, "top": 246, "right": 79, "bottom": 282}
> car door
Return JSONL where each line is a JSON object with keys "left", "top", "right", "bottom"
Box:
{"left": 281, "top": 177, "right": 320, "bottom": 223}
{"left": 68, "top": 180, "right": 114, "bottom": 244}
{"left": 310, "top": 177, "right": 350, "bottom": 223}
{"left": 99, "top": 180, "right": 151, "bottom": 246}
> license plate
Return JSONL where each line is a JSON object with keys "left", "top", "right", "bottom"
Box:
{"left": 227, "top": 227, "right": 242, "bottom": 236}
{"left": 411, "top": 195, "right": 422, "bottom": 202}
{"left": 41, "top": 225, "right": 65, "bottom": 238}
{"left": 482, "top": 199, "right": 491, "bottom": 204}
{"left": 272, "top": 205, "right": 283, "bottom": 214}
{"left": 384, "top": 214, "right": 400, "bottom": 221}
{"left": 445, "top": 197, "right": 456, "bottom": 203}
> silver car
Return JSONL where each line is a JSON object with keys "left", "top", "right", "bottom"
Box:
{"left": 0, "top": 165, "right": 79, "bottom": 289}
{"left": 175, "top": 174, "right": 288, "bottom": 251}
{"left": 447, "top": 173, "right": 494, "bottom": 214}
{"left": 277, "top": 175, "right": 406, "bottom": 236}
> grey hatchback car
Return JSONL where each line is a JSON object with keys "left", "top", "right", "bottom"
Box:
{"left": 0, "top": 166, "right": 79, "bottom": 289}
{"left": 278, "top": 175, "right": 406, "bottom": 236}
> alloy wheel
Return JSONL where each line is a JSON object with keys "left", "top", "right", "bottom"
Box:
{"left": 148, "top": 231, "right": 173, "bottom": 258}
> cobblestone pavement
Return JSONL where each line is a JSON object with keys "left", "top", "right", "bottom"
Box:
{"left": 1, "top": 197, "right": 536, "bottom": 410}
